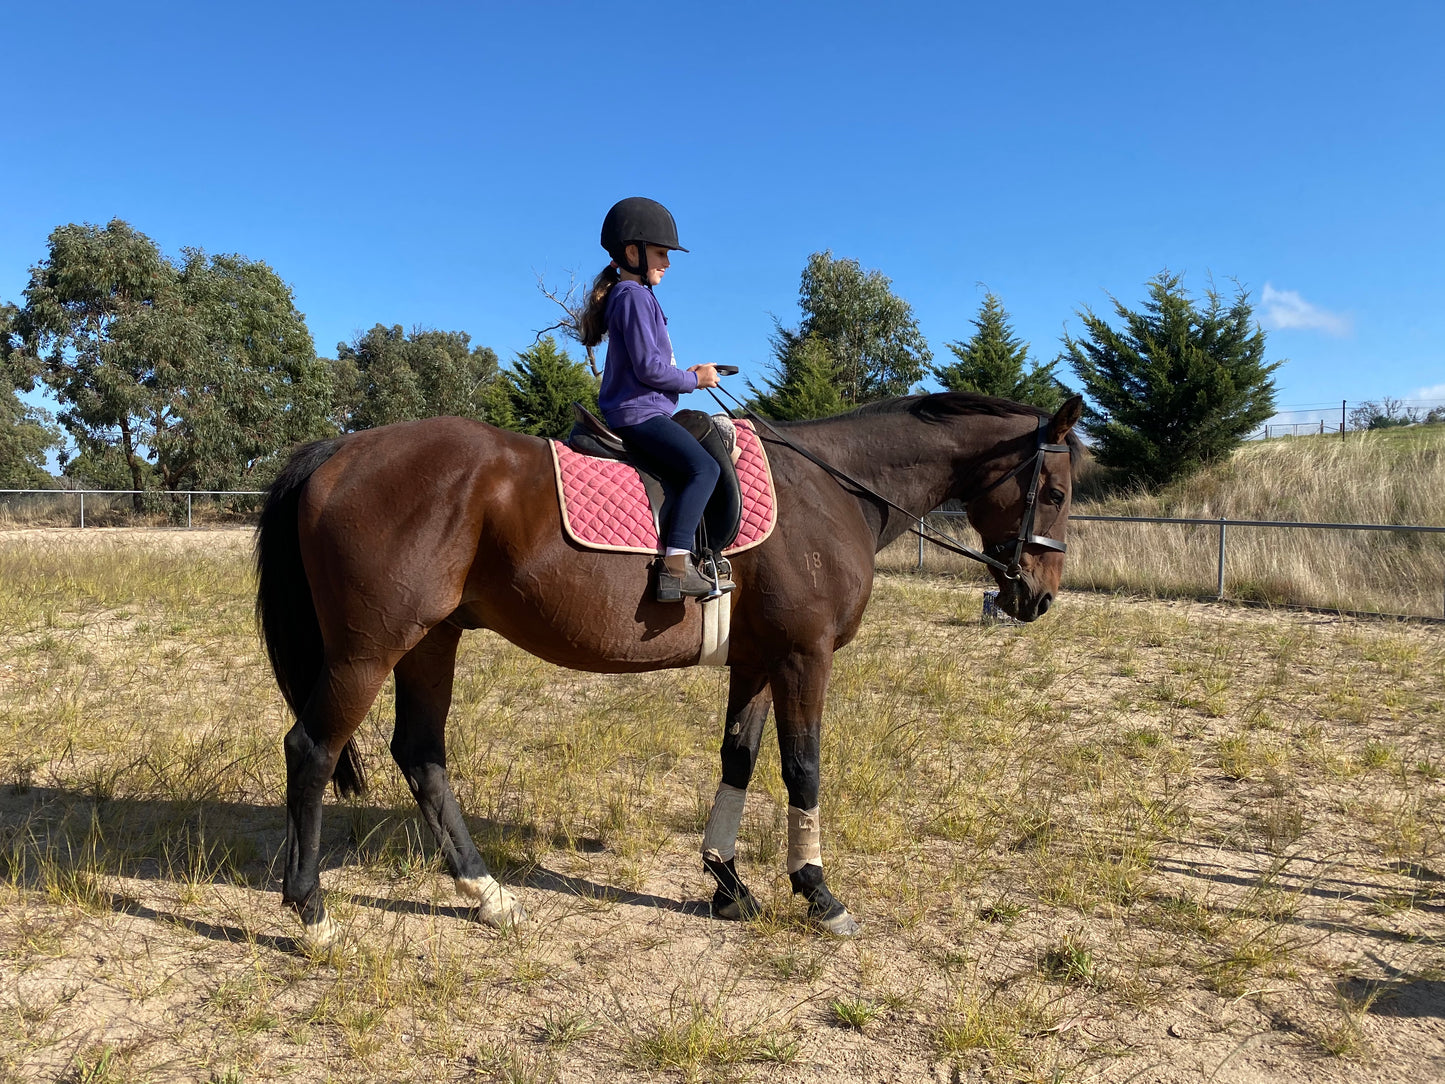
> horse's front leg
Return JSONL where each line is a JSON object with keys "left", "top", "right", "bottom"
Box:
{"left": 771, "top": 650, "right": 859, "bottom": 936}
{"left": 701, "top": 668, "right": 772, "bottom": 919}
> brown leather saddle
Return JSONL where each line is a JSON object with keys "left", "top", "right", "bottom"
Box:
{"left": 565, "top": 403, "right": 745, "bottom": 553}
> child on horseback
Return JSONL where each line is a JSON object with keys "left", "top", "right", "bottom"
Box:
{"left": 580, "top": 196, "right": 732, "bottom": 603}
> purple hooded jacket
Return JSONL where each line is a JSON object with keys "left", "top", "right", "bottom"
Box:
{"left": 598, "top": 280, "right": 699, "bottom": 428}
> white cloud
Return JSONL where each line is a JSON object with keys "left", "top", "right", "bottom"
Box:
{"left": 1408, "top": 383, "right": 1445, "bottom": 402}
{"left": 1260, "top": 284, "right": 1352, "bottom": 337}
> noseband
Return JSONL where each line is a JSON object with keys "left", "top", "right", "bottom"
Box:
{"left": 966, "top": 416, "right": 1070, "bottom": 580}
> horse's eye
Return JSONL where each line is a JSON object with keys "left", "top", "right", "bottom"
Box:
{"left": 1047, "top": 488, "right": 1065, "bottom": 505}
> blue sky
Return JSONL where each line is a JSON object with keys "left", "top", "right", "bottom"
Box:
{"left": 4, "top": 1, "right": 1442, "bottom": 431}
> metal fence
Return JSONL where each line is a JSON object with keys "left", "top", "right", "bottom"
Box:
{"left": 915, "top": 510, "right": 1445, "bottom": 619}
{"left": 5, "top": 490, "right": 1444, "bottom": 619}
{"left": 0, "top": 489, "right": 265, "bottom": 529}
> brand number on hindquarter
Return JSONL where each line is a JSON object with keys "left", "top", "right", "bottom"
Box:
{"left": 803, "top": 551, "right": 822, "bottom": 587}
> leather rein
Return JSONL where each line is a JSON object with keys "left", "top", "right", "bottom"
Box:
{"left": 708, "top": 385, "right": 1069, "bottom": 581}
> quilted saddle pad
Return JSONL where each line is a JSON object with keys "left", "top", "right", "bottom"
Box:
{"left": 550, "top": 418, "right": 777, "bottom": 555}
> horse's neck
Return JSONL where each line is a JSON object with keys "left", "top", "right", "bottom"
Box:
{"left": 794, "top": 410, "right": 1023, "bottom": 550}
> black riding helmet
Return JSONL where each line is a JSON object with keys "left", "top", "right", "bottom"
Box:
{"left": 601, "top": 197, "right": 687, "bottom": 286}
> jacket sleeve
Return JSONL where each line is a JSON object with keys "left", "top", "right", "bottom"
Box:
{"left": 611, "top": 288, "right": 699, "bottom": 394}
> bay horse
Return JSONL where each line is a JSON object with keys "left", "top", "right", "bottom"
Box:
{"left": 255, "top": 391, "right": 1084, "bottom": 944}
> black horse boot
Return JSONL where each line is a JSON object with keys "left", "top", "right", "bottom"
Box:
{"left": 657, "top": 553, "right": 717, "bottom": 602}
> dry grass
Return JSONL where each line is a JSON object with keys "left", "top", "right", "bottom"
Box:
{"left": 880, "top": 426, "right": 1445, "bottom": 617}
{"left": 1, "top": 529, "right": 1442, "bottom": 1082}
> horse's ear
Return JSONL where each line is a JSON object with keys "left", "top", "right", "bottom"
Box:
{"left": 1048, "top": 394, "right": 1084, "bottom": 443}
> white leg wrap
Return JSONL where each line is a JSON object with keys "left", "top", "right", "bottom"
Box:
{"left": 787, "top": 805, "right": 823, "bottom": 873}
{"left": 700, "top": 782, "right": 748, "bottom": 864}
{"left": 457, "top": 874, "right": 526, "bottom": 928}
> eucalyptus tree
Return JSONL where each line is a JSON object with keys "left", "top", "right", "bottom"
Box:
{"left": 13, "top": 219, "right": 331, "bottom": 495}
{"left": 331, "top": 324, "right": 499, "bottom": 432}
{"left": 753, "top": 250, "right": 930, "bottom": 418}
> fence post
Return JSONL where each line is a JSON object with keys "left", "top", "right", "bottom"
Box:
{"left": 1216, "top": 517, "right": 1227, "bottom": 599}
{"left": 187, "top": 493, "right": 192, "bottom": 529}
{"left": 917, "top": 526, "right": 924, "bottom": 570}
{"left": 79, "top": 491, "right": 85, "bottom": 529}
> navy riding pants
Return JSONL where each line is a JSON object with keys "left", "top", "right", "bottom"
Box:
{"left": 614, "top": 414, "right": 720, "bottom": 552}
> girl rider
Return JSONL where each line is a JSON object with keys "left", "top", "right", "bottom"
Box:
{"left": 579, "top": 197, "right": 732, "bottom": 603}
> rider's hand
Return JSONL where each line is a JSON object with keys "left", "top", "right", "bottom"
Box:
{"left": 689, "top": 364, "right": 720, "bottom": 389}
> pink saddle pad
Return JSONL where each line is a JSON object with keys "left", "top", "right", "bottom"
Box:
{"left": 550, "top": 419, "right": 777, "bottom": 555}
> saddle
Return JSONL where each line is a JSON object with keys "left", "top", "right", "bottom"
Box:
{"left": 564, "top": 403, "right": 745, "bottom": 553}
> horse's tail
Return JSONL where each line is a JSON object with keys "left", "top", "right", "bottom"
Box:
{"left": 255, "top": 437, "right": 367, "bottom": 798}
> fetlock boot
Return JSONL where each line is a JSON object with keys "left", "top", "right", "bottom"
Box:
{"left": 657, "top": 553, "right": 717, "bottom": 602}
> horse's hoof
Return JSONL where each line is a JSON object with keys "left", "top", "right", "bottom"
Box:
{"left": 815, "top": 907, "right": 860, "bottom": 937}
{"left": 712, "top": 891, "right": 762, "bottom": 921}
{"left": 457, "top": 875, "right": 527, "bottom": 929}
{"left": 301, "top": 911, "right": 342, "bottom": 950}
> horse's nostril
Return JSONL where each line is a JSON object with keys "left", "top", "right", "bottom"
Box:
{"left": 1037, "top": 594, "right": 1052, "bottom": 616}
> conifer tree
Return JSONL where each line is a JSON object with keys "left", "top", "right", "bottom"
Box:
{"left": 489, "top": 336, "right": 598, "bottom": 438}
{"left": 933, "top": 293, "right": 1064, "bottom": 409}
{"left": 749, "top": 333, "right": 846, "bottom": 420}
{"left": 1064, "top": 272, "right": 1281, "bottom": 486}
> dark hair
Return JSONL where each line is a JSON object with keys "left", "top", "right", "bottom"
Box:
{"left": 579, "top": 262, "right": 620, "bottom": 349}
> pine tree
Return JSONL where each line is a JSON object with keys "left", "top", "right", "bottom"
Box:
{"left": 749, "top": 333, "right": 846, "bottom": 420}
{"left": 933, "top": 293, "right": 1064, "bottom": 409}
{"left": 490, "top": 337, "right": 599, "bottom": 438}
{"left": 1064, "top": 272, "right": 1281, "bottom": 486}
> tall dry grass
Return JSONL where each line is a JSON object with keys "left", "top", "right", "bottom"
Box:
{"left": 880, "top": 427, "right": 1445, "bottom": 617}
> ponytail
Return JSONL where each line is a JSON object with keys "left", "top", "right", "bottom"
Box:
{"left": 579, "top": 262, "right": 621, "bottom": 349}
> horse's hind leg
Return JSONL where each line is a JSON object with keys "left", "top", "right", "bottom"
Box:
{"left": 390, "top": 623, "right": 525, "bottom": 928}
{"left": 283, "top": 658, "right": 393, "bottom": 945}
{"left": 702, "top": 668, "right": 771, "bottom": 920}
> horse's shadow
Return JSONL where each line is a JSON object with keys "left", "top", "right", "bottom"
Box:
{"left": 0, "top": 785, "right": 710, "bottom": 947}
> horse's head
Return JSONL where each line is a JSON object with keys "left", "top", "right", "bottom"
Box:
{"left": 965, "top": 395, "right": 1084, "bottom": 622}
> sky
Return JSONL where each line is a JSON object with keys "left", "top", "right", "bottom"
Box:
{"left": 3, "top": 1, "right": 1443, "bottom": 433}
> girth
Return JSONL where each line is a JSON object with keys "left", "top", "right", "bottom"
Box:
{"left": 564, "top": 404, "right": 744, "bottom": 553}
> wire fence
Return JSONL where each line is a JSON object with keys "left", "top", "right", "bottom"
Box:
{"left": 0, "top": 490, "right": 265, "bottom": 529}
{"left": 883, "top": 511, "right": 1445, "bottom": 620}
{"left": 5, "top": 490, "right": 1444, "bottom": 620}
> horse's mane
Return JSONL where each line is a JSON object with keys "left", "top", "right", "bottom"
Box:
{"left": 779, "top": 391, "right": 1084, "bottom": 464}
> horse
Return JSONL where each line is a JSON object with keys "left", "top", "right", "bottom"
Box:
{"left": 255, "top": 391, "right": 1084, "bottom": 944}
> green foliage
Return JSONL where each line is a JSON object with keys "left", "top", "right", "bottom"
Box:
{"left": 749, "top": 333, "right": 846, "bottom": 420}
{"left": 332, "top": 324, "right": 499, "bottom": 431}
{"left": 753, "top": 251, "right": 929, "bottom": 416}
{"left": 164, "top": 250, "right": 333, "bottom": 489}
{"left": 0, "top": 302, "right": 61, "bottom": 487}
{"left": 934, "top": 293, "right": 1065, "bottom": 409}
{"left": 489, "top": 336, "right": 598, "bottom": 438}
{"left": 1064, "top": 272, "right": 1281, "bottom": 486}
{"left": 12, "top": 219, "right": 332, "bottom": 492}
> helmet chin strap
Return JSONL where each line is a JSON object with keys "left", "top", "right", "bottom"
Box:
{"left": 618, "top": 243, "right": 652, "bottom": 289}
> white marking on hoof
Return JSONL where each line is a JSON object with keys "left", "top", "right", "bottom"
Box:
{"left": 817, "top": 909, "right": 860, "bottom": 937}
{"left": 301, "top": 911, "right": 341, "bottom": 949}
{"left": 457, "top": 875, "right": 527, "bottom": 928}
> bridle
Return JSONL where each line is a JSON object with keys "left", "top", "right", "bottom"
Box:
{"left": 963, "top": 415, "right": 1070, "bottom": 579}
{"left": 707, "top": 388, "right": 1071, "bottom": 581}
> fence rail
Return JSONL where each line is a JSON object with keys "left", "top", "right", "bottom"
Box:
{"left": 918, "top": 510, "right": 1445, "bottom": 618}
{"left": 5, "top": 491, "right": 1443, "bottom": 619}
{"left": 0, "top": 489, "right": 265, "bottom": 529}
